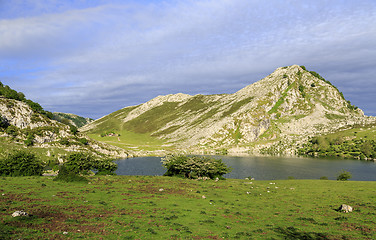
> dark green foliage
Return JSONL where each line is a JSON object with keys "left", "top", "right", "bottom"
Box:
{"left": 0, "top": 81, "right": 52, "bottom": 119}
{"left": 5, "top": 125, "right": 18, "bottom": 137}
{"left": 0, "top": 114, "right": 9, "bottom": 129}
{"left": 53, "top": 165, "right": 88, "bottom": 182}
{"left": 0, "top": 151, "right": 44, "bottom": 176}
{"left": 70, "top": 125, "right": 78, "bottom": 135}
{"left": 59, "top": 138, "right": 70, "bottom": 146}
{"left": 300, "top": 65, "right": 307, "bottom": 71}
{"left": 52, "top": 112, "right": 93, "bottom": 128}
{"left": 161, "top": 155, "right": 231, "bottom": 179}
{"left": 64, "top": 152, "right": 95, "bottom": 175}
{"left": 337, "top": 170, "right": 352, "bottom": 181}
{"left": 274, "top": 226, "right": 330, "bottom": 240}
{"left": 77, "top": 137, "right": 89, "bottom": 145}
{"left": 60, "top": 152, "right": 117, "bottom": 176}
{"left": 24, "top": 133, "right": 34, "bottom": 146}
{"left": 298, "top": 137, "right": 376, "bottom": 160}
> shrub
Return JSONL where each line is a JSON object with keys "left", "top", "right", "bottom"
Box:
{"left": 0, "top": 115, "right": 9, "bottom": 129}
{"left": 92, "top": 159, "right": 118, "bottom": 175}
{"left": 0, "top": 151, "right": 44, "bottom": 176}
{"left": 64, "top": 152, "right": 94, "bottom": 175}
{"left": 161, "top": 155, "right": 231, "bottom": 179}
{"left": 337, "top": 170, "right": 352, "bottom": 181}
{"left": 59, "top": 152, "right": 117, "bottom": 176}
{"left": 53, "top": 165, "right": 88, "bottom": 183}
{"left": 320, "top": 176, "right": 328, "bottom": 180}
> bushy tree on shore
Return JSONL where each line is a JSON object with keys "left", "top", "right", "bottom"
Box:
{"left": 161, "top": 155, "right": 231, "bottom": 179}
{"left": 0, "top": 151, "right": 44, "bottom": 176}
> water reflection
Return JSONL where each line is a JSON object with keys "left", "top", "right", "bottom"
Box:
{"left": 115, "top": 156, "right": 376, "bottom": 181}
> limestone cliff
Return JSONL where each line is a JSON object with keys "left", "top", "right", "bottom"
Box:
{"left": 82, "top": 65, "right": 375, "bottom": 155}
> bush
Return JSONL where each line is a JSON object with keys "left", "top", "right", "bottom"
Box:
{"left": 161, "top": 155, "right": 231, "bottom": 179}
{"left": 0, "top": 151, "right": 44, "bottom": 176}
{"left": 337, "top": 170, "right": 352, "bottom": 181}
{"left": 60, "top": 152, "right": 117, "bottom": 176}
{"left": 53, "top": 165, "right": 88, "bottom": 183}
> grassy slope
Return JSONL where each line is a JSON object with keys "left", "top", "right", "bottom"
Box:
{"left": 1, "top": 176, "right": 375, "bottom": 239}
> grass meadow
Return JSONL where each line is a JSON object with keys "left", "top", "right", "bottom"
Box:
{"left": 0, "top": 176, "right": 375, "bottom": 239}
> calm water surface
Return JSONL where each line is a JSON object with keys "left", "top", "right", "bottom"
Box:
{"left": 115, "top": 156, "right": 376, "bottom": 181}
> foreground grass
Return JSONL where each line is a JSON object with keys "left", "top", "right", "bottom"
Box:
{"left": 1, "top": 176, "right": 375, "bottom": 239}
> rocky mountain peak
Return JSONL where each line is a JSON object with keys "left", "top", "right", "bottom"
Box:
{"left": 82, "top": 65, "right": 372, "bottom": 155}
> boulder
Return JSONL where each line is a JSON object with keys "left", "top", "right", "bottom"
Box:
{"left": 339, "top": 204, "right": 353, "bottom": 213}
{"left": 12, "top": 210, "right": 29, "bottom": 217}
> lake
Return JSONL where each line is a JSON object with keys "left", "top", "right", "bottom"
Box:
{"left": 115, "top": 155, "right": 376, "bottom": 181}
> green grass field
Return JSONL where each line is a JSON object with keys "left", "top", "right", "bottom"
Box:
{"left": 1, "top": 176, "right": 375, "bottom": 239}
{"left": 87, "top": 130, "right": 172, "bottom": 152}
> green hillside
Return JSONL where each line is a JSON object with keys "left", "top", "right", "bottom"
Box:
{"left": 82, "top": 65, "right": 374, "bottom": 156}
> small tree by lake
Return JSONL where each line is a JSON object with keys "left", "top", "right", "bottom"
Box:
{"left": 161, "top": 155, "right": 231, "bottom": 179}
{"left": 337, "top": 170, "right": 352, "bottom": 181}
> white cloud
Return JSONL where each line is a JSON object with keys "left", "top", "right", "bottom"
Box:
{"left": 1, "top": 0, "right": 376, "bottom": 118}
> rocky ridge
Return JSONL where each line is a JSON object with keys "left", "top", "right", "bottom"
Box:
{"left": 0, "top": 97, "right": 129, "bottom": 158}
{"left": 82, "top": 65, "right": 376, "bottom": 155}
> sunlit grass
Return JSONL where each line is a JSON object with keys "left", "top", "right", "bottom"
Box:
{"left": 1, "top": 176, "right": 375, "bottom": 239}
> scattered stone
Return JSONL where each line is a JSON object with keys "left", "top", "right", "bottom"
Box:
{"left": 339, "top": 204, "right": 353, "bottom": 213}
{"left": 63, "top": 232, "right": 68, "bottom": 235}
{"left": 12, "top": 211, "right": 29, "bottom": 217}
{"left": 202, "top": 195, "right": 206, "bottom": 199}
{"left": 159, "top": 188, "right": 164, "bottom": 192}
{"left": 215, "top": 177, "right": 219, "bottom": 182}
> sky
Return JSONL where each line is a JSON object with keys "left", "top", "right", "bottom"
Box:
{"left": 0, "top": 0, "right": 375, "bottom": 119}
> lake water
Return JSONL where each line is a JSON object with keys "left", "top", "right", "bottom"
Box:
{"left": 115, "top": 155, "right": 376, "bottom": 181}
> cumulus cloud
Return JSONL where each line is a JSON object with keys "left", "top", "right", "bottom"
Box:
{"left": 1, "top": 0, "right": 376, "bottom": 118}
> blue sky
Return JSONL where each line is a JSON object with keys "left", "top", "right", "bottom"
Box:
{"left": 1, "top": 0, "right": 375, "bottom": 119}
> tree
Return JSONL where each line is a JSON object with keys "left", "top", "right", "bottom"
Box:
{"left": 161, "top": 155, "right": 231, "bottom": 179}
{"left": 0, "top": 151, "right": 44, "bottom": 176}
{"left": 337, "top": 170, "right": 352, "bottom": 181}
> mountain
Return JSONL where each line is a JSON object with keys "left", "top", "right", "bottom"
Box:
{"left": 81, "top": 65, "right": 376, "bottom": 155}
{"left": 53, "top": 112, "right": 94, "bottom": 128}
{"left": 0, "top": 82, "right": 129, "bottom": 159}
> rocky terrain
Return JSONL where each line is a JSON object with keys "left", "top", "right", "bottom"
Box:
{"left": 0, "top": 94, "right": 129, "bottom": 159}
{"left": 82, "top": 65, "right": 376, "bottom": 155}
{"left": 53, "top": 112, "right": 94, "bottom": 128}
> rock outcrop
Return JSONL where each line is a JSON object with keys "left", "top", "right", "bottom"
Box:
{"left": 82, "top": 65, "right": 375, "bottom": 155}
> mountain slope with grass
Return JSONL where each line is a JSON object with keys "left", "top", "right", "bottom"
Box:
{"left": 52, "top": 112, "right": 94, "bottom": 128}
{"left": 82, "top": 65, "right": 376, "bottom": 155}
{"left": 0, "top": 82, "right": 129, "bottom": 160}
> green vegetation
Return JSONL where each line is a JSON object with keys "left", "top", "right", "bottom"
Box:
{"left": 298, "top": 126, "right": 376, "bottom": 159}
{"left": 0, "top": 176, "right": 375, "bottom": 239}
{"left": 0, "top": 151, "right": 44, "bottom": 176}
{"left": 221, "top": 97, "right": 254, "bottom": 118}
{"left": 162, "top": 155, "right": 231, "bottom": 179}
{"left": 268, "top": 82, "right": 295, "bottom": 114}
{"left": 337, "top": 170, "right": 352, "bottom": 181}
{"left": 52, "top": 112, "right": 93, "bottom": 128}
{"left": 0, "top": 81, "right": 52, "bottom": 119}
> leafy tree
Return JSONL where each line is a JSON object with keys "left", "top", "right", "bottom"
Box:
{"left": 0, "top": 151, "right": 44, "bottom": 176}
{"left": 0, "top": 115, "right": 9, "bottom": 129}
{"left": 161, "top": 155, "right": 231, "bottom": 179}
{"left": 337, "top": 170, "right": 352, "bottom": 181}
{"left": 59, "top": 152, "right": 117, "bottom": 176}
{"left": 70, "top": 125, "right": 78, "bottom": 135}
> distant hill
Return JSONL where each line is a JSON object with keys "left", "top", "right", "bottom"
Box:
{"left": 0, "top": 81, "right": 129, "bottom": 159}
{"left": 53, "top": 112, "right": 94, "bottom": 128}
{"left": 81, "top": 65, "right": 376, "bottom": 155}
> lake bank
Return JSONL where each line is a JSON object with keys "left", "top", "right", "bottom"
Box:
{"left": 115, "top": 155, "right": 376, "bottom": 181}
